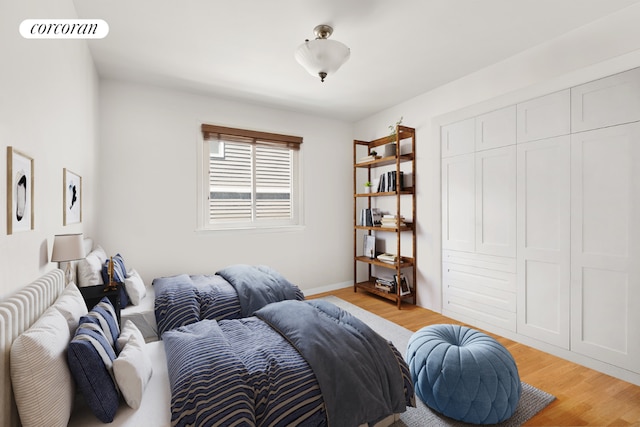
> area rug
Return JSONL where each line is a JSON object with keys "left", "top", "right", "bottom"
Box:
{"left": 319, "top": 296, "right": 556, "bottom": 427}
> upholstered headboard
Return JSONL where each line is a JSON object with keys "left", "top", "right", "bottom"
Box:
{"left": 0, "top": 269, "right": 66, "bottom": 427}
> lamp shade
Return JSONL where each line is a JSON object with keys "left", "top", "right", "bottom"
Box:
{"left": 295, "top": 39, "right": 350, "bottom": 79}
{"left": 295, "top": 25, "right": 350, "bottom": 82}
{"left": 51, "top": 233, "right": 84, "bottom": 262}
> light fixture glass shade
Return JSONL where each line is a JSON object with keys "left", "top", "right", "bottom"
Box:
{"left": 295, "top": 38, "right": 350, "bottom": 82}
{"left": 51, "top": 233, "right": 84, "bottom": 262}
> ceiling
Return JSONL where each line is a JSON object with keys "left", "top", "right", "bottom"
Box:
{"left": 73, "top": 0, "right": 640, "bottom": 122}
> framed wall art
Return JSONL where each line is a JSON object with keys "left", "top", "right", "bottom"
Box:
{"left": 395, "top": 273, "right": 411, "bottom": 296}
{"left": 63, "top": 168, "right": 82, "bottom": 225}
{"left": 6, "top": 147, "right": 34, "bottom": 234}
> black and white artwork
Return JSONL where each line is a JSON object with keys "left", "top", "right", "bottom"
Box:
{"left": 63, "top": 168, "right": 82, "bottom": 225}
{"left": 395, "top": 273, "right": 411, "bottom": 296}
{"left": 7, "top": 147, "right": 34, "bottom": 234}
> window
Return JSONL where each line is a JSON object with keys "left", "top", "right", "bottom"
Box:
{"left": 199, "top": 124, "right": 303, "bottom": 230}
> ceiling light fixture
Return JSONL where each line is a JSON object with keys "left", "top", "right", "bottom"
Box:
{"left": 295, "top": 25, "right": 350, "bottom": 82}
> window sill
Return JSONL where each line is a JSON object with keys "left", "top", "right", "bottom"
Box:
{"left": 195, "top": 224, "right": 305, "bottom": 235}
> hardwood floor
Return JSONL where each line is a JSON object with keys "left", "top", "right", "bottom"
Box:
{"left": 309, "top": 288, "right": 640, "bottom": 426}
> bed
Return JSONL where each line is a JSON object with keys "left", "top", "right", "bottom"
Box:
{"left": 71, "top": 239, "right": 306, "bottom": 342}
{"left": 1, "top": 269, "right": 414, "bottom": 427}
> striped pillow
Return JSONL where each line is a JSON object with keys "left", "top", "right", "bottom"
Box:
{"left": 101, "top": 257, "right": 130, "bottom": 307}
{"left": 67, "top": 323, "right": 119, "bottom": 423}
{"left": 81, "top": 297, "right": 120, "bottom": 350}
{"left": 10, "top": 307, "right": 74, "bottom": 427}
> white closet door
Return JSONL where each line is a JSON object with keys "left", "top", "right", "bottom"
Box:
{"left": 517, "top": 90, "right": 570, "bottom": 143}
{"left": 475, "top": 146, "right": 516, "bottom": 257}
{"left": 571, "top": 67, "right": 640, "bottom": 133}
{"left": 571, "top": 122, "right": 640, "bottom": 372}
{"left": 442, "top": 153, "right": 475, "bottom": 252}
{"left": 443, "top": 250, "right": 517, "bottom": 331}
{"left": 475, "top": 105, "right": 516, "bottom": 151}
{"left": 442, "top": 118, "right": 475, "bottom": 158}
{"left": 517, "top": 136, "right": 570, "bottom": 348}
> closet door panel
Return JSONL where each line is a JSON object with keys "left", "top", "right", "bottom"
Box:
{"left": 517, "top": 136, "right": 570, "bottom": 348}
{"left": 442, "top": 118, "right": 475, "bottom": 158}
{"left": 571, "top": 67, "right": 640, "bottom": 133}
{"left": 475, "top": 146, "right": 516, "bottom": 257}
{"left": 571, "top": 123, "right": 640, "bottom": 372}
{"left": 443, "top": 251, "right": 516, "bottom": 332}
{"left": 442, "top": 153, "right": 475, "bottom": 252}
{"left": 517, "top": 90, "right": 570, "bottom": 143}
{"left": 475, "top": 105, "right": 516, "bottom": 151}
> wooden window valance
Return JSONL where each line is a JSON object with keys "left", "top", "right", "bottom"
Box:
{"left": 201, "top": 124, "right": 303, "bottom": 150}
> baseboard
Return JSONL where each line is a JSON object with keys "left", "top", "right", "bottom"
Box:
{"left": 304, "top": 281, "right": 352, "bottom": 296}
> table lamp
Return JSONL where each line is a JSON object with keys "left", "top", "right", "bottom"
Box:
{"left": 51, "top": 233, "right": 84, "bottom": 284}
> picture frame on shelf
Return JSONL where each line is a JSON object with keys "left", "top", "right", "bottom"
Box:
{"left": 363, "top": 235, "right": 376, "bottom": 259}
{"left": 395, "top": 273, "right": 411, "bottom": 296}
{"left": 63, "top": 168, "right": 82, "bottom": 225}
{"left": 6, "top": 147, "right": 34, "bottom": 234}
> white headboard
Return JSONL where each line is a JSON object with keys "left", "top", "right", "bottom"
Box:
{"left": 0, "top": 269, "right": 65, "bottom": 427}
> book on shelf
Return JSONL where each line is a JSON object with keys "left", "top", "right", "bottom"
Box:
{"left": 375, "top": 277, "right": 395, "bottom": 286}
{"left": 357, "top": 154, "right": 381, "bottom": 163}
{"left": 363, "top": 235, "right": 376, "bottom": 259}
{"left": 359, "top": 208, "right": 382, "bottom": 226}
{"left": 380, "top": 214, "right": 407, "bottom": 228}
{"left": 374, "top": 283, "right": 393, "bottom": 293}
{"left": 376, "top": 171, "right": 404, "bottom": 192}
{"left": 359, "top": 208, "right": 373, "bottom": 226}
{"left": 375, "top": 277, "right": 396, "bottom": 293}
{"left": 376, "top": 252, "right": 398, "bottom": 264}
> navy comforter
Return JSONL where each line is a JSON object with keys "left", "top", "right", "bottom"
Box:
{"left": 163, "top": 300, "right": 414, "bottom": 427}
{"left": 153, "top": 264, "right": 304, "bottom": 335}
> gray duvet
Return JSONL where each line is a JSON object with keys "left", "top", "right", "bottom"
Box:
{"left": 255, "top": 299, "right": 411, "bottom": 427}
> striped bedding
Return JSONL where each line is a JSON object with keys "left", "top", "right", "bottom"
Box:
{"left": 154, "top": 274, "right": 240, "bottom": 336}
{"left": 163, "top": 300, "right": 414, "bottom": 427}
{"left": 153, "top": 265, "right": 305, "bottom": 336}
{"left": 164, "top": 318, "right": 326, "bottom": 426}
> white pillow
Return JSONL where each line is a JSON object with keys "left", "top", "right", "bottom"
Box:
{"left": 52, "top": 283, "right": 88, "bottom": 335}
{"left": 124, "top": 269, "right": 146, "bottom": 305}
{"left": 113, "top": 328, "right": 153, "bottom": 409}
{"left": 11, "top": 307, "right": 74, "bottom": 427}
{"left": 92, "top": 245, "right": 108, "bottom": 264}
{"left": 117, "top": 319, "right": 146, "bottom": 351}
{"left": 77, "top": 251, "right": 104, "bottom": 287}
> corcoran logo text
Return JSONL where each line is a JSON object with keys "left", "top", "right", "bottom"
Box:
{"left": 20, "top": 19, "right": 109, "bottom": 39}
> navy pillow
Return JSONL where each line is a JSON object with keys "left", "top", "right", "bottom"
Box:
{"left": 113, "top": 253, "right": 130, "bottom": 308}
{"left": 113, "top": 254, "right": 127, "bottom": 280}
{"left": 101, "top": 256, "right": 130, "bottom": 308}
{"left": 67, "top": 324, "right": 119, "bottom": 422}
{"left": 101, "top": 258, "right": 126, "bottom": 283}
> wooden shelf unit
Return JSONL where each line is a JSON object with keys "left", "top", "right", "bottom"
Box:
{"left": 353, "top": 125, "right": 417, "bottom": 309}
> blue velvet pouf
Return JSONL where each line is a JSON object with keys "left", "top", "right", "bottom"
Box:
{"left": 406, "top": 324, "right": 522, "bottom": 424}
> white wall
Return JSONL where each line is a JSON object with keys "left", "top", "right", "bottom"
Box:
{"left": 355, "top": 3, "right": 640, "bottom": 311}
{"left": 98, "top": 80, "right": 353, "bottom": 293}
{"left": 0, "top": 0, "right": 99, "bottom": 299}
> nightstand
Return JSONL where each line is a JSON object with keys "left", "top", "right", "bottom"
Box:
{"left": 79, "top": 284, "right": 122, "bottom": 325}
